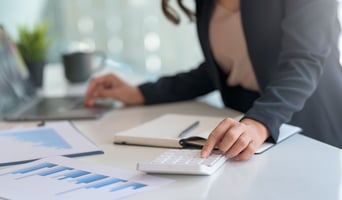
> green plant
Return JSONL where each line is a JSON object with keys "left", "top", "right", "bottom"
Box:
{"left": 17, "top": 22, "right": 49, "bottom": 63}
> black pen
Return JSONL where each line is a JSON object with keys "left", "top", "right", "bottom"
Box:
{"left": 178, "top": 121, "right": 200, "bottom": 138}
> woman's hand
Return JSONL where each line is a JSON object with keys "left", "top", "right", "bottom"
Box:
{"left": 84, "top": 74, "right": 144, "bottom": 107}
{"left": 201, "top": 118, "right": 270, "bottom": 161}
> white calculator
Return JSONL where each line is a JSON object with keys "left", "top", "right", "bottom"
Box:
{"left": 137, "top": 149, "right": 228, "bottom": 175}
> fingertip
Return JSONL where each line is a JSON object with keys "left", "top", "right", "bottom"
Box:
{"left": 233, "top": 156, "right": 243, "bottom": 162}
{"left": 233, "top": 152, "right": 252, "bottom": 161}
{"left": 84, "top": 99, "right": 94, "bottom": 107}
{"left": 201, "top": 145, "right": 212, "bottom": 158}
{"left": 201, "top": 150, "right": 209, "bottom": 158}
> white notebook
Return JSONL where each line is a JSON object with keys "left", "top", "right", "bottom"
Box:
{"left": 114, "top": 114, "right": 302, "bottom": 154}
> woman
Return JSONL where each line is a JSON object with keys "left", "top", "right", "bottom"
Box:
{"left": 85, "top": 0, "right": 342, "bottom": 160}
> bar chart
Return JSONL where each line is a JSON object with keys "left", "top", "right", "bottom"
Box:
{"left": 0, "top": 127, "right": 72, "bottom": 149}
{"left": 0, "top": 156, "right": 173, "bottom": 200}
{"left": 0, "top": 121, "right": 103, "bottom": 166}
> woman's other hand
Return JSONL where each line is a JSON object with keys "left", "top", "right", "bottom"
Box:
{"left": 84, "top": 74, "right": 144, "bottom": 107}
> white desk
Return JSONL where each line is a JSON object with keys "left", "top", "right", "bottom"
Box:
{"left": 2, "top": 64, "right": 342, "bottom": 200}
{"left": 70, "top": 101, "right": 341, "bottom": 200}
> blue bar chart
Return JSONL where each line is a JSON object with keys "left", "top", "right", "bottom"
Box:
{"left": 0, "top": 128, "right": 72, "bottom": 149}
{"left": 0, "top": 156, "right": 173, "bottom": 200}
{"left": 0, "top": 121, "right": 103, "bottom": 166}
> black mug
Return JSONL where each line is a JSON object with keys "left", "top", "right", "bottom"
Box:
{"left": 62, "top": 51, "right": 106, "bottom": 83}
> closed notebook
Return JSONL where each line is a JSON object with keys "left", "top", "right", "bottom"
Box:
{"left": 114, "top": 114, "right": 302, "bottom": 154}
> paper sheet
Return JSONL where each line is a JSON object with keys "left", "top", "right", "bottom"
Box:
{"left": 0, "top": 156, "right": 173, "bottom": 200}
{"left": 0, "top": 121, "right": 103, "bottom": 166}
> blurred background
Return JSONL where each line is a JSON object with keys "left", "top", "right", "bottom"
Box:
{"left": 0, "top": 0, "right": 203, "bottom": 81}
{"left": 0, "top": 0, "right": 341, "bottom": 81}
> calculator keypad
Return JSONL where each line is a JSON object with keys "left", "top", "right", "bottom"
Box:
{"left": 137, "top": 149, "right": 228, "bottom": 175}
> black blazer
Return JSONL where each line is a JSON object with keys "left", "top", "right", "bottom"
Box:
{"left": 139, "top": 0, "right": 342, "bottom": 148}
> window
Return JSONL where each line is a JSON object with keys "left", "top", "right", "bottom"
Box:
{"left": 45, "top": 0, "right": 203, "bottom": 79}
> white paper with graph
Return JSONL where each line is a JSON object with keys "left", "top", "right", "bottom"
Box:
{"left": 0, "top": 121, "right": 103, "bottom": 166}
{"left": 0, "top": 156, "right": 173, "bottom": 200}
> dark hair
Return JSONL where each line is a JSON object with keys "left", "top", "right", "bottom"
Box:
{"left": 162, "top": 0, "right": 196, "bottom": 25}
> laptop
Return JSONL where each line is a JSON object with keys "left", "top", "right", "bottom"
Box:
{"left": 0, "top": 25, "right": 112, "bottom": 121}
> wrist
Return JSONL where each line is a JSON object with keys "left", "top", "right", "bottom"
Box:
{"left": 241, "top": 118, "right": 270, "bottom": 140}
{"left": 127, "top": 86, "right": 145, "bottom": 105}
{"left": 134, "top": 87, "right": 145, "bottom": 105}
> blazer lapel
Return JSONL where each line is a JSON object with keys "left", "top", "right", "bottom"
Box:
{"left": 196, "top": 0, "right": 222, "bottom": 89}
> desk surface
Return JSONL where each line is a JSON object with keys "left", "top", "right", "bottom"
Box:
{"left": 2, "top": 64, "right": 342, "bottom": 200}
{"left": 70, "top": 101, "right": 340, "bottom": 200}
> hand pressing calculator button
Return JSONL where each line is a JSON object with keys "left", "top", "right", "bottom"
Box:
{"left": 137, "top": 149, "right": 228, "bottom": 175}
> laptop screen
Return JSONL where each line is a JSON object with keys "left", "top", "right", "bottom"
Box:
{"left": 0, "top": 26, "right": 36, "bottom": 116}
